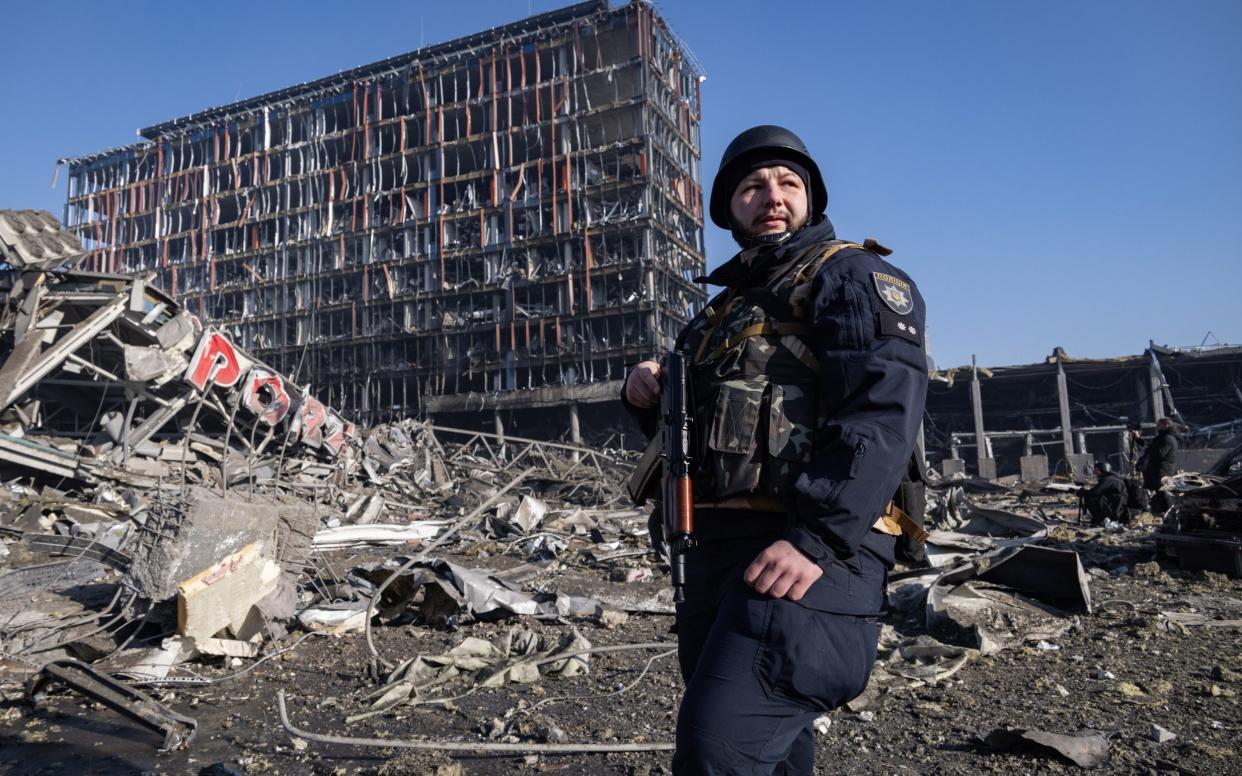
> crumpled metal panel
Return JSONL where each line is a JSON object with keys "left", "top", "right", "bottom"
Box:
{"left": 0, "top": 210, "right": 85, "bottom": 270}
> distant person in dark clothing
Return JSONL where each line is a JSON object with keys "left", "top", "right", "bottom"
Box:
{"left": 1133, "top": 417, "right": 1179, "bottom": 514}
{"left": 1082, "top": 461, "right": 1128, "bottom": 525}
{"left": 1134, "top": 417, "right": 1180, "bottom": 489}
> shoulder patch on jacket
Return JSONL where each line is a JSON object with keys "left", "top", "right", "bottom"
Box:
{"left": 872, "top": 272, "right": 914, "bottom": 315}
{"left": 877, "top": 308, "right": 923, "bottom": 346}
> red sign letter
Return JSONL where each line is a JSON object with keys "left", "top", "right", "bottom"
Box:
{"left": 241, "top": 368, "right": 292, "bottom": 425}
{"left": 185, "top": 331, "right": 248, "bottom": 391}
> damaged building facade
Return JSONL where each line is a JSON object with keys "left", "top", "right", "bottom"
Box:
{"left": 926, "top": 345, "right": 1242, "bottom": 481}
{"left": 58, "top": 0, "right": 706, "bottom": 439}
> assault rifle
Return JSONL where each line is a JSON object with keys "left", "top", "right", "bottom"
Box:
{"left": 660, "top": 351, "right": 697, "bottom": 603}
{"left": 624, "top": 352, "right": 697, "bottom": 602}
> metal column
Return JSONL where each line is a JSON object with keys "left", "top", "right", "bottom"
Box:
{"left": 970, "top": 355, "right": 995, "bottom": 480}
{"left": 568, "top": 402, "right": 581, "bottom": 462}
{"left": 1056, "top": 358, "right": 1075, "bottom": 458}
{"left": 1147, "top": 349, "right": 1166, "bottom": 422}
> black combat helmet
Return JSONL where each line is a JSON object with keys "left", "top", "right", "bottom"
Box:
{"left": 709, "top": 125, "right": 828, "bottom": 230}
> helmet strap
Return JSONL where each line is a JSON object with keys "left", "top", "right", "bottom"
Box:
{"left": 731, "top": 228, "right": 793, "bottom": 250}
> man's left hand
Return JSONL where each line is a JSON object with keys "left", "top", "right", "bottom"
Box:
{"left": 744, "top": 540, "right": 823, "bottom": 601}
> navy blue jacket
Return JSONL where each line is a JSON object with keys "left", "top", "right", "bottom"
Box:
{"left": 774, "top": 218, "right": 927, "bottom": 564}
{"left": 626, "top": 216, "right": 928, "bottom": 571}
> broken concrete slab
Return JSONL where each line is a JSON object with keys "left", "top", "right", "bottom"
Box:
{"left": 176, "top": 542, "right": 283, "bottom": 641}
{"left": 189, "top": 637, "right": 260, "bottom": 659}
{"left": 105, "top": 638, "right": 195, "bottom": 682}
{"left": 123, "top": 344, "right": 188, "bottom": 385}
{"left": 126, "top": 487, "right": 316, "bottom": 602}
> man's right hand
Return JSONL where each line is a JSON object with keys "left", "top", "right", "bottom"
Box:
{"left": 625, "top": 360, "right": 662, "bottom": 408}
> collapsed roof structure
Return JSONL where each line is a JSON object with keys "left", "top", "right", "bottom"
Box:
{"left": 0, "top": 208, "right": 355, "bottom": 488}
{"left": 925, "top": 345, "right": 1242, "bottom": 481}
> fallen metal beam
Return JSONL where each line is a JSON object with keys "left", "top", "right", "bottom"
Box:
{"left": 0, "top": 294, "right": 128, "bottom": 409}
{"left": 26, "top": 659, "right": 197, "bottom": 751}
{"left": 430, "top": 423, "right": 631, "bottom": 464}
{"left": 0, "top": 432, "right": 88, "bottom": 480}
{"left": 109, "top": 393, "right": 190, "bottom": 462}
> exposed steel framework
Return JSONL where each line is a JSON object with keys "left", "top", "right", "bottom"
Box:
{"left": 61, "top": 0, "right": 706, "bottom": 424}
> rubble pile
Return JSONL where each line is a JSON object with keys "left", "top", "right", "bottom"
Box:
{"left": 846, "top": 473, "right": 1241, "bottom": 773}
{"left": 0, "top": 211, "right": 662, "bottom": 760}
{"left": 0, "top": 212, "right": 1237, "bottom": 773}
{"left": 1156, "top": 446, "right": 1242, "bottom": 577}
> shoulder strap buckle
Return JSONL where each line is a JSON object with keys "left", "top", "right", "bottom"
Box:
{"left": 863, "top": 238, "right": 892, "bottom": 257}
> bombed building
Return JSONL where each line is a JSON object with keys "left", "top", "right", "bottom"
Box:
{"left": 58, "top": 0, "right": 705, "bottom": 440}
{"left": 925, "top": 344, "right": 1242, "bottom": 481}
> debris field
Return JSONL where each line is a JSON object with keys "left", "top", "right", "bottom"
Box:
{"left": 0, "top": 210, "right": 1239, "bottom": 774}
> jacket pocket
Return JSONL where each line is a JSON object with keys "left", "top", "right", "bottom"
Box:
{"left": 817, "top": 281, "right": 868, "bottom": 351}
{"left": 699, "top": 377, "right": 768, "bottom": 498}
{"left": 828, "top": 428, "right": 869, "bottom": 481}
{"left": 752, "top": 600, "right": 879, "bottom": 711}
{"left": 768, "top": 382, "right": 817, "bottom": 463}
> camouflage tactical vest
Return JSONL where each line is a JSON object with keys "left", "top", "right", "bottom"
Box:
{"left": 676, "top": 240, "right": 862, "bottom": 504}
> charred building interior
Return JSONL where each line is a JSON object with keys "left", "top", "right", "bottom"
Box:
{"left": 925, "top": 344, "right": 1242, "bottom": 481}
{"left": 58, "top": 0, "right": 705, "bottom": 444}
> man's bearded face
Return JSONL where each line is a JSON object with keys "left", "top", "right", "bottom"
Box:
{"left": 729, "top": 164, "right": 809, "bottom": 239}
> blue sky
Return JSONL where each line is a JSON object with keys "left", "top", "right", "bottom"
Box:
{"left": 1, "top": 0, "right": 1237, "bottom": 368}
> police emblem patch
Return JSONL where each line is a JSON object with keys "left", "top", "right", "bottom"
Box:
{"left": 872, "top": 272, "right": 913, "bottom": 315}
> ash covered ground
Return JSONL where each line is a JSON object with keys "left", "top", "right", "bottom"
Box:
{"left": 2, "top": 473, "right": 1240, "bottom": 776}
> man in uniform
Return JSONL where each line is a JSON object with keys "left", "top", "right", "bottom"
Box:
{"left": 1134, "top": 417, "right": 1180, "bottom": 514}
{"left": 1081, "top": 461, "right": 1128, "bottom": 525}
{"left": 622, "top": 126, "right": 928, "bottom": 774}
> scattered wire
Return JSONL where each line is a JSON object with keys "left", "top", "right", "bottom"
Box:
{"left": 523, "top": 647, "right": 676, "bottom": 714}
{"left": 364, "top": 468, "right": 533, "bottom": 673}
{"left": 278, "top": 690, "right": 675, "bottom": 753}
{"left": 128, "top": 630, "right": 329, "bottom": 687}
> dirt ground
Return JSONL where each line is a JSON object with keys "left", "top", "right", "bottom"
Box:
{"left": 1, "top": 515, "right": 1239, "bottom": 776}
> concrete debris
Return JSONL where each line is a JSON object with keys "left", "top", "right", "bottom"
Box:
{"left": 177, "top": 543, "right": 284, "bottom": 642}
{"left": 1156, "top": 452, "right": 1242, "bottom": 578}
{"left": 191, "top": 637, "right": 261, "bottom": 659}
{"left": 980, "top": 726, "right": 1110, "bottom": 768}
{"left": 926, "top": 544, "right": 1091, "bottom": 654}
{"left": 1, "top": 219, "right": 1237, "bottom": 768}
{"left": 103, "top": 637, "right": 194, "bottom": 682}
{"left": 0, "top": 236, "right": 646, "bottom": 754}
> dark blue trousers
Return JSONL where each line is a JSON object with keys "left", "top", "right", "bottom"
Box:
{"left": 673, "top": 535, "right": 881, "bottom": 776}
